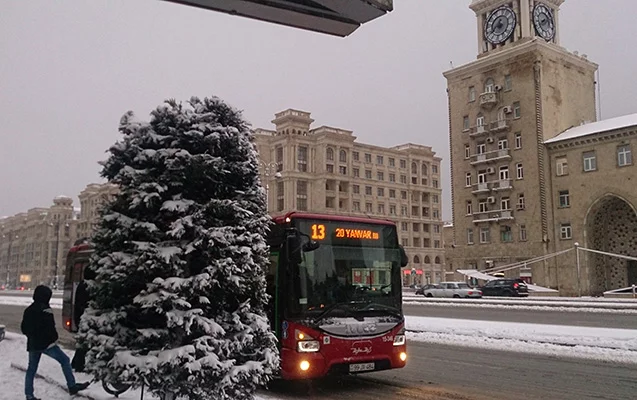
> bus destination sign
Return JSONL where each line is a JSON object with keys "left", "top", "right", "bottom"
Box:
{"left": 310, "top": 223, "right": 379, "bottom": 241}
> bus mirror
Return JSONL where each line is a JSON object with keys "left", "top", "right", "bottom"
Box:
{"left": 399, "top": 245, "right": 409, "bottom": 267}
{"left": 303, "top": 240, "right": 320, "bottom": 252}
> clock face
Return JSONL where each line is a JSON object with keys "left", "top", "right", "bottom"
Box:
{"left": 484, "top": 6, "right": 517, "bottom": 45}
{"left": 533, "top": 3, "right": 556, "bottom": 41}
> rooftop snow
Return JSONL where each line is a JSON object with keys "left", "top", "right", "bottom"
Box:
{"left": 545, "top": 113, "right": 637, "bottom": 144}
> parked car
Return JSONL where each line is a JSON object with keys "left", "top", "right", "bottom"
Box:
{"left": 422, "top": 282, "right": 482, "bottom": 298}
{"left": 479, "top": 279, "right": 529, "bottom": 297}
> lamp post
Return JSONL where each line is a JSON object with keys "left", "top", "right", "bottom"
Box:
{"left": 259, "top": 160, "right": 281, "bottom": 211}
{"left": 50, "top": 220, "right": 69, "bottom": 290}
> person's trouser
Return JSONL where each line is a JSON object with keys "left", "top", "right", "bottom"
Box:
{"left": 25, "top": 345, "right": 76, "bottom": 399}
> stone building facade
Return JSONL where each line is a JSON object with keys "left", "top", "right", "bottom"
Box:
{"left": 254, "top": 109, "right": 445, "bottom": 285}
{"left": 0, "top": 196, "right": 78, "bottom": 289}
{"left": 76, "top": 183, "right": 119, "bottom": 240}
{"left": 445, "top": 0, "right": 636, "bottom": 295}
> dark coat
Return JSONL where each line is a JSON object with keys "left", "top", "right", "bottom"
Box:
{"left": 21, "top": 285, "right": 58, "bottom": 352}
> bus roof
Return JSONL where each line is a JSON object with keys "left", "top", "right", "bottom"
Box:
{"left": 274, "top": 212, "right": 396, "bottom": 227}
{"left": 68, "top": 243, "right": 92, "bottom": 253}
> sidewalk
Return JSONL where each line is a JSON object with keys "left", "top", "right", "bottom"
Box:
{"left": 1, "top": 332, "right": 276, "bottom": 400}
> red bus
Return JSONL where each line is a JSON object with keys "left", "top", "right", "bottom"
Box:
{"left": 63, "top": 212, "right": 408, "bottom": 380}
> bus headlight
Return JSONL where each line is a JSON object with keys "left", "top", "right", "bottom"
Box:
{"left": 297, "top": 340, "right": 320, "bottom": 353}
{"left": 393, "top": 334, "right": 406, "bottom": 346}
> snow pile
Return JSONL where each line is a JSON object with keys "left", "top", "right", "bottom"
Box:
{"left": 0, "top": 296, "right": 63, "bottom": 309}
{"left": 402, "top": 300, "right": 637, "bottom": 315}
{"left": 77, "top": 96, "right": 278, "bottom": 400}
{"left": 406, "top": 316, "right": 637, "bottom": 364}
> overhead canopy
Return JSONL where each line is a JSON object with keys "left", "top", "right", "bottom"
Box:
{"left": 163, "top": 0, "right": 393, "bottom": 37}
{"left": 457, "top": 269, "right": 558, "bottom": 292}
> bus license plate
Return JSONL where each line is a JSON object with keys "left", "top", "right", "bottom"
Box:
{"left": 349, "top": 362, "right": 375, "bottom": 373}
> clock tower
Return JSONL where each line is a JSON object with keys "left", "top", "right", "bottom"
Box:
{"left": 471, "top": 0, "right": 562, "bottom": 57}
{"left": 444, "top": 0, "right": 598, "bottom": 292}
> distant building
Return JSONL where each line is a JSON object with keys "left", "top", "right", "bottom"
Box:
{"left": 0, "top": 196, "right": 78, "bottom": 289}
{"left": 254, "top": 109, "right": 445, "bottom": 285}
{"left": 76, "top": 183, "right": 119, "bottom": 240}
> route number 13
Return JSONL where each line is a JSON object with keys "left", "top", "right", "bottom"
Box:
{"left": 311, "top": 224, "right": 326, "bottom": 240}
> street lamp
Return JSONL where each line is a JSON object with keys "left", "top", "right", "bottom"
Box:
{"left": 258, "top": 160, "right": 282, "bottom": 210}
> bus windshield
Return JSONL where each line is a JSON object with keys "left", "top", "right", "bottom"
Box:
{"left": 287, "top": 219, "right": 402, "bottom": 321}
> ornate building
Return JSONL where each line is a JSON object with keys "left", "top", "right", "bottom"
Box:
{"left": 444, "top": 0, "right": 636, "bottom": 295}
{"left": 254, "top": 109, "right": 445, "bottom": 285}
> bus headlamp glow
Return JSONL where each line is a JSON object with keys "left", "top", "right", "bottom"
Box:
{"left": 399, "top": 352, "right": 407, "bottom": 362}
{"left": 299, "top": 360, "right": 310, "bottom": 371}
{"left": 297, "top": 340, "right": 320, "bottom": 353}
{"left": 393, "top": 334, "right": 406, "bottom": 346}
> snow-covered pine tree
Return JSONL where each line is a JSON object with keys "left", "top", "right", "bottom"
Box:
{"left": 77, "top": 96, "right": 279, "bottom": 400}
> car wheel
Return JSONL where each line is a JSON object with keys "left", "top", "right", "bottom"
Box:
{"left": 426, "top": 293, "right": 433, "bottom": 297}
{"left": 453, "top": 294, "right": 461, "bottom": 298}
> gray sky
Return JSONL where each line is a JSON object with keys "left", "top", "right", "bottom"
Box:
{"left": 1, "top": 0, "right": 636, "bottom": 219}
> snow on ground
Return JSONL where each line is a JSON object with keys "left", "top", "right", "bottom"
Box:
{"left": 402, "top": 300, "right": 637, "bottom": 314}
{"left": 0, "top": 332, "right": 275, "bottom": 400}
{"left": 0, "top": 296, "right": 63, "bottom": 309}
{"left": 402, "top": 295, "right": 637, "bottom": 309}
{"left": 405, "top": 316, "right": 637, "bottom": 364}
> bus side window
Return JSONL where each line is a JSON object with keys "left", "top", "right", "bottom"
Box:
{"left": 266, "top": 253, "right": 279, "bottom": 330}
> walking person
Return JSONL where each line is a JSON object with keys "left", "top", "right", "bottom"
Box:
{"left": 21, "top": 285, "right": 90, "bottom": 400}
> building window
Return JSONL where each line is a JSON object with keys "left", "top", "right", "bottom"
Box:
{"left": 422, "top": 192, "right": 429, "bottom": 202}
{"left": 559, "top": 190, "right": 570, "bottom": 207}
{"left": 412, "top": 206, "right": 420, "bottom": 216}
{"left": 433, "top": 209, "right": 439, "bottom": 219}
{"left": 411, "top": 162, "right": 418, "bottom": 175}
{"left": 401, "top": 222, "right": 408, "bottom": 231}
{"left": 400, "top": 159, "right": 406, "bottom": 169}
{"left": 556, "top": 157, "right": 568, "bottom": 176}
{"left": 297, "top": 180, "right": 307, "bottom": 196}
{"left": 478, "top": 170, "right": 487, "bottom": 184}
{"left": 434, "top": 240, "right": 441, "bottom": 249}
{"left": 353, "top": 168, "right": 360, "bottom": 177}
{"left": 476, "top": 114, "right": 485, "bottom": 128}
{"left": 500, "top": 226, "right": 513, "bottom": 242}
{"left": 353, "top": 201, "right": 360, "bottom": 211}
{"left": 377, "top": 171, "right": 384, "bottom": 181}
{"left": 465, "top": 145, "right": 470, "bottom": 159}
{"left": 389, "top": 205, "right": 397, "bottom": 215}
{"left": 504, "top": 74, "right": 512, "bottom": 91}
{"left": 466, "top": 200, "right": 473, "bottom": 215}
{"left": 477, "top": 143, "right": 486, "bottom": 154}
{"left": 432, "top": 179, "right": 439, "bottom": 188}
{"left": 339, "top": 149, "right": 347, "bottom": 163}
{"left": 515, "top": 132, "right": 522, "bottom": 149}
{"left": 422, "top": 163, "right": 428, "bottom": 176}
{"left": 499, "top": 166, "right": 509, "bottom": 180}
{"left": 519, "top": 224, "right": 527, "bottom": 241}
{"left": 432, "top": 165, "right": 438, "bottom": 174}
{"left": 516, "top": 163, "right": 524, "bottom": 179}
{"left": 339, "top": 166, "right": 347, "bottom": 175}
{"left": 297, "top": 146, "right": 308, "bottom": 172}
{"left": 400, "top": 175, "right": 407, "bottom": 184}
{"left": 560, "top": 223, "right": 572, "bottom": 240}
{"left": 365, "top": 202, "right": 373, "bottom": 213}
{"left": 377, "top": 187, "right": 385, "bottom": 197}
{"left": 326, "top": 147, "right": 334, "bottom": 161}
{"left": 432, "top": 194, "right": 439, "bottom": 204}
{"left": 480, "top": 227, "right": 490, "bottom": 243}
{"left": 276, "top": 181, "right": 284, "bottom": 211}
{"left": 517, "top": 193, "right": 525, "bottom": 210}
{"left": 498, "top": 138, "right": 508, "bottom": 150}
{"left": 618, "top": 145, "right": 632, "bottom": 167}
{"left": 401, "top": 191, "right": 407, "bottom": 200}
{"left": 364, "top": 153, "right": 372, "bottom": 163}
{"left": 326, "top": 164, "right": 334, "bottom": 173}
{"left": 362, "top": 170, "right": 371, "bottom": 179}
{"left": 353, "top": 185, "right": 360, "bottom": 194}
{"left": 484, "top": 78, "right": 495, "bottom": 93}
{"left": 389, "top": 189, "right": 396, "bottom": 198}
{"left": 365, "top": 186, "right": 372, "bottom": 195}
{"left": 465, "top": 172, "right": 472, "bottom": 187}
{"left": 401, "top": 206, "right": 408, "bottom": 216}
{"left": 377, "top": 204, "right": 385, "bottom": 214}
{"left": 401, "top": 238, "right": 409, "bottom": 246}
{"left": 389, "top": 158, "right": 395, "bottom": 167}
{"left": 422, "top": 207, "right": 429, "bottom": 217}
{"left": 513, "top": 102, "right": 521, "bottom": 119}
{"left": 412, "top": 223, "right": 420, "bottom": 232}
{"left": 389, "top": 173, "right": 396, "bottom": 182}
{"left": 583, "top": 151, "right": 597, "bottom": 172}
{"left": 469, "top": 86, "right": 476, "bottom": 102}
{"left": 463, "top": 116, "right": 470, "bottom": 131}
{"left": 467, "top": 229, "right": 474, "bottom": 245}
{"left": 353, "top": 151, "right": 359, "bottom": 161}
{"left": 501, "top": 197, "right": 510, "bottom": 210}
{"left": 478, "top": 200, "right": 488, "bottom": 213}
{"left": 433, "top": 224, "right": 441, "bottom": 233}
{"left": 376, "top": 155, "right": 384, "bottom": 165}
{"left": 297, "top": 198, "right": 307, "bottom": 211}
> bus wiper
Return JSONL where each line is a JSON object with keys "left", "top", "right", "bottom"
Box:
{"left": 355, "top": 301, "right": 402, "bottom": 319}
{"left": 312, "top": 301, "right": 366, "bottom": 324}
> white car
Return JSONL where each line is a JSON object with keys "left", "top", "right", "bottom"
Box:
{"left": 422, "top": 282, "right": 482, "bottom": 298}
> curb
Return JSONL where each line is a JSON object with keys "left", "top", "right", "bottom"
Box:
{"left": 10, "top": 363, "right": 95, "bottom": 400}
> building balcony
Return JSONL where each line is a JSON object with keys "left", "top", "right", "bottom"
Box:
{"left": 479, "top": 91, "right": 498, "bottom": 109}
{"left": 491, "top": 179, "right": 513, "bottom": 192}
{"left": 470, "top": 149, "right": 511, "bottom": 166}
{"left": 471, "top": 182, "right": 490, "bottom": 194}
{"left": 469, "top": 124, "right": 489, "bottom": 138}
{"left": 472, "top": 209, "right": 514, "bottom": 224}
{"left": 489, "top": 119, "right": 510, "bottom": 133}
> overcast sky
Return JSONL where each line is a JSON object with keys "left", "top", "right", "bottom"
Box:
{"left": 1, "top": 0, "right": 636, "bottom": 219}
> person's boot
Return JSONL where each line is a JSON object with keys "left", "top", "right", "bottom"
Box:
{"left": 69, "top": 382, "right": 90, "bottom": 395}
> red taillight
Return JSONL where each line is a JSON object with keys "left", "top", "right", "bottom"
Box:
{"left": 513, "top": 283, "right": 519, "bottom": 289}
{"left": 65, "top": 320, "right": 71, "bottom": 327}
{"left": 468, "top": 291, "right": 473, "bottom": 295}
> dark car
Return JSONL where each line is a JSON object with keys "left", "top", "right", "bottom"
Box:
{"left": 480, "top": 279, "right": 529, "bottom": 297}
